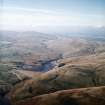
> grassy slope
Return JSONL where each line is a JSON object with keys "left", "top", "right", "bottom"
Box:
{"left": 9, "top": 52, "right": 105, "bottom": 103}
{"left": 15, "top": 86, "right": 105, "bottom": 105}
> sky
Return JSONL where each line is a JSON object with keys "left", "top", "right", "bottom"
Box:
{"left": 0, "top": 0, "right": 105, "bottom": 30}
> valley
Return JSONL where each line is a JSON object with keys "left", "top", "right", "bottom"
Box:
{"left": 0, "top": 30, "right": 105, "bottom": 105}
{"left": 1, "top": 0, "right": 105, "bottom": 104}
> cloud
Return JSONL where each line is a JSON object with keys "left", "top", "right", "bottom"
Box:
{"left": 1, "top": 6, "right": 62, "bottom": 15}
{"left": 0, "top": 6, "right": 105, "bottom": 30}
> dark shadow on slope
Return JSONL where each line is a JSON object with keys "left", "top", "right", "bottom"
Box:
{"left": 59, "top": 96, "right": 79, "bottom": 105}
{"left": 0, "top": 92, "right": 11, "bottom": 105}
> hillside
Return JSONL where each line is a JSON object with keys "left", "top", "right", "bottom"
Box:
{"left": 8, "top": 51, "right": 105, "bottom": 104}
{"left": 0, "top": 30, "right": 105, "bottom": 105}
{"left": 16, "top": 86, "right": 105, "bottom": 105}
